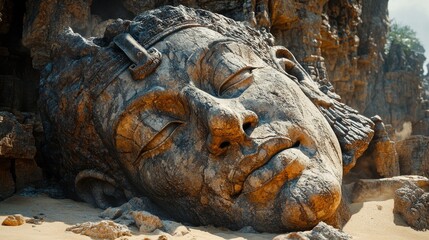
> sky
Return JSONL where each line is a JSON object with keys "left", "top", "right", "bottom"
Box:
{"left": 389, "top": 0, "right": 429, "bottom": 73}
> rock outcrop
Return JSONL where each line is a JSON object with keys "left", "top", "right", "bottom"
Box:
{"left": 350, "top": 116, "right": 399, "bottom": 179}
{"left": 379, "top": 42, "right": 427, "bottom": 134}
{"left": 394, "top": 183, "right": 429, "bottom": 231}
{"left": 396, "top": 135, "right": 429, "bottom": 178}
{"left": 351, "top": 175, "right": 429, "bottom": 203}
{"left": 14, "top": 0, "right": 427, "bottom": 135}
{"left": 0, "top": 111, "right": 41, "bottom": 200}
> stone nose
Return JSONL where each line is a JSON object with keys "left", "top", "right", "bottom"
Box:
{"left": 206, "top": 107, "right": 258, "bottom": 156}
{"left": 182, "top": 86, "right": 258, "bottom": 156}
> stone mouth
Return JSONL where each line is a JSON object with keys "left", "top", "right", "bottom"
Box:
{"left": 230, "top": 137, "right": 304, "bottom": 197}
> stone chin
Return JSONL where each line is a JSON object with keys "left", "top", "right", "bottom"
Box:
{"left": 231, "top": 167, "right": 342, "bottom": 232}
{"left": 279, "top": 170, "right": 342, "bottom": 231}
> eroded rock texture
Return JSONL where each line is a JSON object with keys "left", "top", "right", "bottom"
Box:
{"left": 348, "top": 116, "right": 399, "bottom": 179}
{"left": 273, "top": 221, "right": 352, "bottom": 240}
{"left": 0, "top": 0, "right": 427, "bottom": 233}
{"left": 38, "top": 5, "right": 374, "bottom": 232}
{"left": 396, "top": 136, "right": 429, "bottom": 178}
{"left": 351, "top": 175, "right": 429, "bottom": 203}
{"left": 17, "top": 0, "right": 428, "bottom": 134}
{"left": 1, "top": 214, "right": 25, "bottom": 226}
{"left": 0, "top": 111, "right": 41, "bottom": 199}
{"left": 394, "top": 183, "right": 429, "bottom": 231}
{"left": 66, "top": 220, "right": 132, "bottom": 240}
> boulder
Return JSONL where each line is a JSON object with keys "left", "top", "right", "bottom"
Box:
{"left": 0, "top": 111, "right": 36, "bottom": 159}
{"left": 162, "top": 220, "right": 190, "bottom": 236}
{"left": 351, "top": 116, "right": 399, "bottom": 179}
{"left": 394, "top": 183, "right": 429, "bottom": 231}
{"left": 395, "top": 135, "right": 429, "bottom": 178}
{"left": 131, "top": 211, "right": 163, "bottom": 233}
{"left": 2, "top": 214, "right": 25, "bottom": 226}
{"left": 273, "top": 222, "right": 351, "bottom": 240}
{"left": 351, "top": 175, "right": 429, "bottom": 203}
{"left": 66, "top": 220, "right": 131, "bottom": 240}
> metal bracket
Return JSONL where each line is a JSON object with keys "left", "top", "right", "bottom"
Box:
{"left": 113, "top": 33, "right": 162, "bottom": 81}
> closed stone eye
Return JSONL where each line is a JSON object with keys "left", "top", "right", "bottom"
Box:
{"left": 218, "top": 67, "right": 256, "bottom": 97}
{"left": 137, "top": 120, "right": 184, "bottom": 157}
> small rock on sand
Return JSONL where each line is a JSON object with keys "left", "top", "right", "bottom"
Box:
{"left": 162, "top": 220, "right": 190, "bottom": 236}
{"left": 273, "top": 222, "right": 351, "bottom": 240}
{"left": 66, "top": 220, "right": 131, "bottom": 240}
{"left": 131, "top": 211, "right": 163, "bottom": 233}
{"left": 2, "top": 214, "right": 25, "bottom": 226}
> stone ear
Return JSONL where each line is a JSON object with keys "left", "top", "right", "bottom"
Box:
{"left": 75, "top": 170, "right": 127, "bottom": 209}
{"left": 271, "top": 46, "right": 376, "bottom": 175}
{"left": 271, "top": 46, "right": 333, "bottom": 108}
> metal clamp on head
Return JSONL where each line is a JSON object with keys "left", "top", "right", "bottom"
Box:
{"left": 113, "top": 33, "right": 162, "bottom": 81}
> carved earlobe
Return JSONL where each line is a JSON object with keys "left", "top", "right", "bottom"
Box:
{"left": 75, "top": 170, "right": 127, "bottom": 209}
{"left": 271, "top": 46, "right": 333, "bottom": 108}
{"left": 271, "top": 46, "right": 375, "bottom": 174}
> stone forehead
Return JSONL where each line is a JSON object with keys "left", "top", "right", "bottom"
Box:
{"left": 85, "top": 5, "right": 275, "bottom": 97}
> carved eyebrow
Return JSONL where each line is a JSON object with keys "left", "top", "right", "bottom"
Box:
{"left": 207, "top": 38, "right": 237, "bottom": 49}
{"left": 114, "top": 87, "right": 187, "bottom": 134}
{"left": 198, "top": 38, "right": 237, "bottom": 68}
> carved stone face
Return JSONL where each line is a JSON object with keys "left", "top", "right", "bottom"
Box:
{"left": 94, "top": 27, "right": 343, "bottom": 232}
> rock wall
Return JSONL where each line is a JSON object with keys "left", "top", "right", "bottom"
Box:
{"left": 0, "top": 0, "right": 428, "bottom": 194}
{"left": 13, "top": 0, "right": 428, "bottom": 133}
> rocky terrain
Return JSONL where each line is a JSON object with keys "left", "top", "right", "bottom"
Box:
{"left": 1, "top": 0, "right": 428, "bottom": 130}
{"left": 1, "top": 0, "right": 429, "bottom": 238}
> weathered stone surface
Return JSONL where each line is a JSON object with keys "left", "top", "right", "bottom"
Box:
{"left": 351, "top": 116, "right": 399, "bottom": 179}
{"left": 351, "top": 175, "right": 429, "bottom": 203}
{"left": 378, "top": 42, "right": 427, "bottom": 132}
{"left": 66, "top": 220, "right": 131, "bottom": 240}
{"left": 99, "top": 197, "right": 167, "bottom": 226}
{"left": 14, "top": 158, "right": 43, "bottom": 190}
{"left": 394, "top": 183, "right": 429, "bottom": 231}
{"left": 0, "top": 159, "right": 14, "bottom": 200}
{"left": 25, "top": 215, "right": 44, "bottom": 225}
{"left": 395, "top": 135, "right": 429, "bottom": 178}
{"left": 2, "top": 214, "right": 25, "bottom": 226}
{"left": 131, "top": 211, "right": 163, "bottom": 233}
{"left": 273, "top": 222, "right": 351, "bottom": 240}
{"left": 38, "top": 5, "right": 374, "bottom": 232}
{"left": 22, "top": 0, "right": 94, "bottom": 69}
{"left": 17, "top": 0, "right": 428, "bottom": 134}
{"left": 0, "top": 111, "right": 36, "bottom": 159}
{"left": 162, "top": 220, "right": 190, "bottom": 237}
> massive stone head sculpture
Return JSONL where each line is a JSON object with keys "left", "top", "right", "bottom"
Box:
{"left": 39, "top": 5, "right": 374, "bottom": 232}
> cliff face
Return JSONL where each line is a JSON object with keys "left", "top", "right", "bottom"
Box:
{"left": 380, "top": 43, "right": 427, "bottom": 135}
{"left": 0, "top": 0, "right": 428, "bottom": 130}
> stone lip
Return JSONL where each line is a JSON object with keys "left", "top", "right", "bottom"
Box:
{"left": 242, "top": 147, "right": 306, "bottom": 195}
{"left": 229, "top": 136, "right": 295, "bottom": 196}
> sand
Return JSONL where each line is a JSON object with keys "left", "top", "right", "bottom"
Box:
{"left": 1, "top": 194, "right": 428, "bottom": 239}
{"left": 343, "top": 199, "right": 428, "bottom": 239}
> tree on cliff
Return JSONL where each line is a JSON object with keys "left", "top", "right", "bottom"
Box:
{"left": 387, "top": 21, "right": 425, "bottom": 54}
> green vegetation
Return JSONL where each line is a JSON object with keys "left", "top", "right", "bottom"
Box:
{"left": 386, "top": 20, "right": 425, "bottom": 54}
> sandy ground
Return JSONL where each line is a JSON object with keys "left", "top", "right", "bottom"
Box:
{"left": 0, "top": 194, "right": 428, "bottom": 240}
{"left": 343, "top": 199, "right": 428, "bottom": 239}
